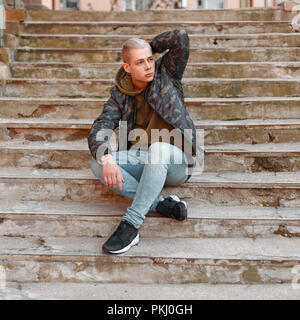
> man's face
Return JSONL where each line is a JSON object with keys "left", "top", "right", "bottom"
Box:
{"left": 123, "top": 47, "right": 155, "bottom": 87}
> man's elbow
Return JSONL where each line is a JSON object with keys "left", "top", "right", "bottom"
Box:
{"left": 175, "top": 29, "right": 189, "bottom": 50}
{"left": 178, "top": 29, "right": 189, "bottom": 40}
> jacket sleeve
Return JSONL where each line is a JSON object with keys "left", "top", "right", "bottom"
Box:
{"left": 88, "top": 87, "right": 122, "bottom": 161}
{"left": 149, "top": 29, "right": 189, "bottom": 81}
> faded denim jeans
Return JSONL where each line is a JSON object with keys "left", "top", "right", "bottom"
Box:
{"left": 90, "top": 142, "right": 190, "bottom": 229}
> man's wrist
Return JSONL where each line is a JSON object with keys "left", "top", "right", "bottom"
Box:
{"left": 97, "top": 154, "right": 115, "bottom": 165}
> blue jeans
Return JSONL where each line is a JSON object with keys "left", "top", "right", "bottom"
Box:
{"left": 90, "top": 142, "right": 189, "bottom": 229}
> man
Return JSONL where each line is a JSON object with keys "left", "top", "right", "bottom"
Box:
{"left": 88, "top": 29, "right": 203, "bottom": 254}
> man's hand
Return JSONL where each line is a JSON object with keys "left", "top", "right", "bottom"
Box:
{"left": 101, "top": 154, "right": 124, "bottom": 191}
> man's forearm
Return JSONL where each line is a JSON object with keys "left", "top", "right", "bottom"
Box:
{"left": 149, "top": 29, "right": 189, "bottom": 55}
{"left": 149, "top": 29, "right": 189, "bottom": 80}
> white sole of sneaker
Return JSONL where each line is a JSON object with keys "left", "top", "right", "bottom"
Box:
{"left": 169, "top": 195, "right": 188, "bottom": 209}
{"left": 105, "top": 233, "right": 139, "bottom": 254}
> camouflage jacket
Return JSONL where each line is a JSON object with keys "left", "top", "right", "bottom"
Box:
{"left": 88, "top": 29, "right": 204, "bottom": 176}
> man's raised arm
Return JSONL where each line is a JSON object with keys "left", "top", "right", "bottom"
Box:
{"left": 149, "top": 29, "right": 190, "bottom": 81}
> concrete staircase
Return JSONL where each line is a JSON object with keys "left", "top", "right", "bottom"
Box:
{"left": 1, "top": 7, "right": 300, "bottom": 299}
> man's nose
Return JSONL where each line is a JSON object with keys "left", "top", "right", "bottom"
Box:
{"left": 145, "top": 61, "right": 151, "bottom": 69}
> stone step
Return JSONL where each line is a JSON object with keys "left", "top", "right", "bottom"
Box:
{"left": 2, "top": 282, "right": 300, "bottom": 300}
{"left": 0, "top": 199, "right": 299, "bottom": 239}
{"left": 14, "top": 47, "right": 300, "bottom": 63}
{"left": 0, "top": 168, "right": 299, "bottom": 207}
{"left": 1, "top": 141, "right": 300, "bottom": 173}
{"left": 199, "top": 119, "right": 300, "bottom": 144}
{"left": 24, "top": 8, "right": 295, "bottom": 22}
{"left": 3, "top": 78, "right": 300, "bottom": 98}
{"left": 0, "top": 97, "right": 106, "bottom": 120}
{"left": 205, "top": 143, "right": 300, "bottom": 172}
{"left": 0, "top": 97, "right": 299, "bottom": 121}
{"left": 19, "top": 33, "right": 300, "bottom": 50}
{"left": 19, "top": 32, "right": 300, "bottom": 49}
{"left": 1, "top": 118, "right": 300, "bottom": 145}
{"left": 10, "top": 61, "right": 300, "bottom": 80}
{"left": 22, "top": 21, "right": 293, "bottom": 35}
{"left": 1, "top": 235, "right": 300, "bottom": 284}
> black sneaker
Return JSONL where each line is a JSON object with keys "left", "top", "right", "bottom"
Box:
{"left": 156, "top": 195, "right": 187, "bottom": 221}
{"left": 102, "top": 220, "right": 139, "bottom": 254}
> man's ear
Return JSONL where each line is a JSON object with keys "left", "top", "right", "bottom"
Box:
{"left": 123, "top": 62, "right": 130, "bottom": 73}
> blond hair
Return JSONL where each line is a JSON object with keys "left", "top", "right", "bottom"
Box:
{"left": 122, "top": 38, "right": 152, "bottom": 64}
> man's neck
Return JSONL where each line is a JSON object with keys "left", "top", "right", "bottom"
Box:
{"left": 131, "top": 77, "right": 148, "bottom": 91}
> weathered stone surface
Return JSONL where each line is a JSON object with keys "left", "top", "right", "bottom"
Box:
{"left": 183, "top": 78, "right": 300, "bottom": 98}
{"left": 185, "top": 62, "right": 300, "bottom": 79}
{"left": 10, "top": 62, "right": 300, "bottom": 80}
{"left": 14, "top": 47, "right": 300, "bottom": 63}
{"left": 0, "top": 145, "right": 90, "bottom": 169}
{"left": 3, "top": 78, "right": 300, "bottom": 98}
{"left": 22, "top": 21, "right": 293, "bottom": 35}
{"left": 1, "top": 142, "right": 300, "bottom": 173}
{"left": 0, "top": 98, "right": 104, "bottom": 119}
{"left": 4, "top": 21, "right": 23, "bottom": 37}
{"left": 24, "top": 8, "right": 296, "bottom": 22}
{"left": 18, "top": 34, "right": 300, "bottom": 50}
{"left": 202, "top": 122, "right": 300, "bottom": 145}
{"left": 0, "top": 63, "right": 11, "bottom": 80}
{"left": 1, "top": 237, "right": 300, "bottom": 284}
{"left": 205, "top": 143, "right": 300, "bottom": 172}
{"left": 0, "top": 48, "right": 10, "bottom": 64}
{"left": 4, "top": 9, "right": 25, "bottom": 22}
{"left": 0, "top": 126, "right": 88, "bottom": 143}
{"left": 0, "top": 168, "right": 299, "bottom": 207}
{"left": 0, "top": 200, "right": 300, "bottom": 239}
{"left": 186, "top": 97, "right": 300, "bottom": 121}
{"left": 3, "top": 79, "right": 112, "bottom": 98}
{"left": 1, "top": 97, "right": 299, "bottom": 121}
{"left": 0, "top": 118, "right": 299, "bottom": 145}
{"left": 2, "top": 282, "right": 300, "bottom": 300}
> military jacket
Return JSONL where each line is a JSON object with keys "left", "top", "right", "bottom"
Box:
{"left": 88, "top": 29, "right": 204, "bottom": 179}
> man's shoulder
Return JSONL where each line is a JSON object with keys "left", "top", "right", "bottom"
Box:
{"left": 109, "top": 85, "right": 125, "bottom": 101}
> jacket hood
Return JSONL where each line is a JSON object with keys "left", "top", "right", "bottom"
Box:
{"left": 115, "top": 65, "right": 146, "bottom": 96}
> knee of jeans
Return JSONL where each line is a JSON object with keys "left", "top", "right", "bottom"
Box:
{"left": 90, "top": 158, "right": 104, "bottom": 182}
{"left": 148, "top": 142, "right": 171, "bottom": 164}
{"left": 148, "top": 142, "right": 185, "bottom": 165}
